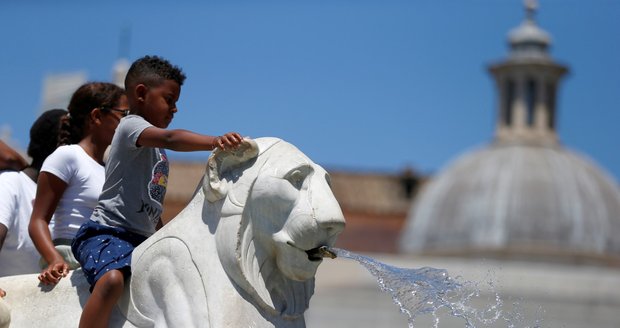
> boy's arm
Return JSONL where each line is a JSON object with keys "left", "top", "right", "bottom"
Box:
{"left": 137, "top": 127, "right": 243, "bottom": 151}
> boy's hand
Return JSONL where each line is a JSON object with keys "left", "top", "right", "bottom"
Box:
{"left": 215, "top": 132, "right": 244, "bottom": 150}
{"left": 38, "top": 260, "right": 70, "bottom": 285}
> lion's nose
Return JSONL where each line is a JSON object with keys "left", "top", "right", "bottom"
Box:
{"left": 311, "top": 176, "right": 346, "bottom": 237}
{"left": 315, "top": 214, "right": 345, "bottom": 237}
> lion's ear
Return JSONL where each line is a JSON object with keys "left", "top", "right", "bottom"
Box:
{"left": 204, "top": 138, "right": 259, "bottom": 202}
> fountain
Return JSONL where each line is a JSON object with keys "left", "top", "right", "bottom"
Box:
{"left": 0, "top": 137, "right": 574, "bottom": 327}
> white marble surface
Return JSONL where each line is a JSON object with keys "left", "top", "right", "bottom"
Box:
{"left": 0, "top": 138, "right": 345, "bottom": 327}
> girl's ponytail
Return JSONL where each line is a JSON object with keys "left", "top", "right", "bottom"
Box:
{"left": 57, "top": 111, "right": 87, "bottom": 146}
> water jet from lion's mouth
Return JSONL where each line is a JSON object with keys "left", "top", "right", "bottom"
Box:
{"left": 306, "top": 246, "right": 337, "bottom": 261}
{"left": 331, "top": 247, "right": 543, "bottom": 327}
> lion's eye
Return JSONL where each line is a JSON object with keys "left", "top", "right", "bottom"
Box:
{"left": 286, "top": 170, "right": 305, "bottom": 189}
{"left": 284, "top": 166, "right": 312, "bottom": 190}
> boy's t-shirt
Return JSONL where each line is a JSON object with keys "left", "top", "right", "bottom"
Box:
{"left": 90, "top": 115, "right": 169, "bottom": 237}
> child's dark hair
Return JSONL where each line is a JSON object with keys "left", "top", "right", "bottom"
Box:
{"left": 57, "top": 82, "right": 125, "bottom": 146}
{"left": 28, "top": 109, "right": 67, "bottom": 170}
{"left": 124, "top": 55, "right": 186, "bottom": 90}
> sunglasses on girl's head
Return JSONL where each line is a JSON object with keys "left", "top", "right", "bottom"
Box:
{"left": 101, "top": 107, "right": 130, "bottom": 117}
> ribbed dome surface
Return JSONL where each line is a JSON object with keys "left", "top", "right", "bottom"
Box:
{"left": 400, "top": 143, "right": 620, "bottom": 261}
{"left": 509, "top": 20, "right": 551, "bottom": 46}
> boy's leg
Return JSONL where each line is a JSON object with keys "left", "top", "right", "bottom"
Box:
{"left": 79, "top": 269, "right": 125, "bottom": 328}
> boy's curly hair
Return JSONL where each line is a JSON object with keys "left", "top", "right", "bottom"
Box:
{"left": 124, "top": 55, "right": 186, "bottom": 90}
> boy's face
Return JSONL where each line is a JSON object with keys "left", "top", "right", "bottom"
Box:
{"left": 140, "top": 79, "right": 181, "bottom": 128}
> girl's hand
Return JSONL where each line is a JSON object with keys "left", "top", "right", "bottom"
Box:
{"left": 38, "top": 260, "right": 69, "bottom": 285}
{"left": 0, "top": 288, "right": 5, "bottom": 297}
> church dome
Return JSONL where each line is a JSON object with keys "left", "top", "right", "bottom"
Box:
{"left": 505, "top": 0, "right": 552, "bottom": 60}
{"left": 508, "top": 19, "right": 551, "bottom": 48}
{"left": 399, "top": 143, "right": 620, "bottom": 263}
{"left": 399, "top": 2, "right": 620, "bottom": 265}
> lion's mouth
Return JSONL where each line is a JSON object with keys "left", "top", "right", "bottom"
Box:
{"left": 286, "top": 241, "right": 336, "bottom": 262}
{"left": 305, "top": 246, "right": 337, "bottom": 261}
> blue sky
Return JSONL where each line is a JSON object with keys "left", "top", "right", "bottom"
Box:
{"left": 1, "top": 0, "right": 619, "bottom": 182}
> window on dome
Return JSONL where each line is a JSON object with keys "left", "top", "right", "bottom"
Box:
{"left": 546, "top": 82, "right": 556, "bottom": 129}
{"left": 503, "top": 79, "right": 515, "bottom": 126}
{"left": 526, "top": 78, "right": 537, "bottom": 127}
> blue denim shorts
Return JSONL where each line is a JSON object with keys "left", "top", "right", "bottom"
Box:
{"left": 71, "top": 220, "right": 148, "bottom": 288}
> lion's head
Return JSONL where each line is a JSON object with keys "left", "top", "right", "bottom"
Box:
{"left": 202, "top": 137, "right": 345, "bottom": 318}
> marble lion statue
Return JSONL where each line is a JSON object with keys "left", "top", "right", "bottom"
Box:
{"left": 0, "top": 137, "right": 345, "bottom": 327}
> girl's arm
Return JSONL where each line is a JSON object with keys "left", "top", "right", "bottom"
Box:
{"left": 137, "top": 127, "right": 242, "bottom": 152}
{"left": 0, "top": 140, "right": 27, "bottom": 171}
{"left": 0, "top": 176, "right": 14, "bottom": 251}
{"left": 0, "top": 224, "right": 7, "bottom": 251}
{"left": 28, "top": 171, "right": 69, "bottom": 285}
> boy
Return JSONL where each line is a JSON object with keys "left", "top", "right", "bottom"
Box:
{"left": 71, "top": 55, "right": 243, "bottom": 328}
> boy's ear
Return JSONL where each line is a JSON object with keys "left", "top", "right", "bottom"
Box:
{"left": 135, "top": 84, "right": 148, "bottom": 102}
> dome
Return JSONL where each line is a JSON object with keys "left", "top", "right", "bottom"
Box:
{"left": 508, "top": 20, "right": 551, "bottom": 47}
{"left": 505, "top": 1, "right": 553, "bottom": 60}
{"left": 400, "top": 143, "right": 620, "bottom": 263}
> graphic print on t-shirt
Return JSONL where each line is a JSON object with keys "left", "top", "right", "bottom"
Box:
{"left": 148, "top": 149, "right": 169, "bottom": 207}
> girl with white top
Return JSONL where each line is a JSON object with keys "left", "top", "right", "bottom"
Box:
{"left": 0, "top": 109, "right": 66, "bottom": 277}
{"left": 29, "top": 82, "right": 128, "bottom": 285}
